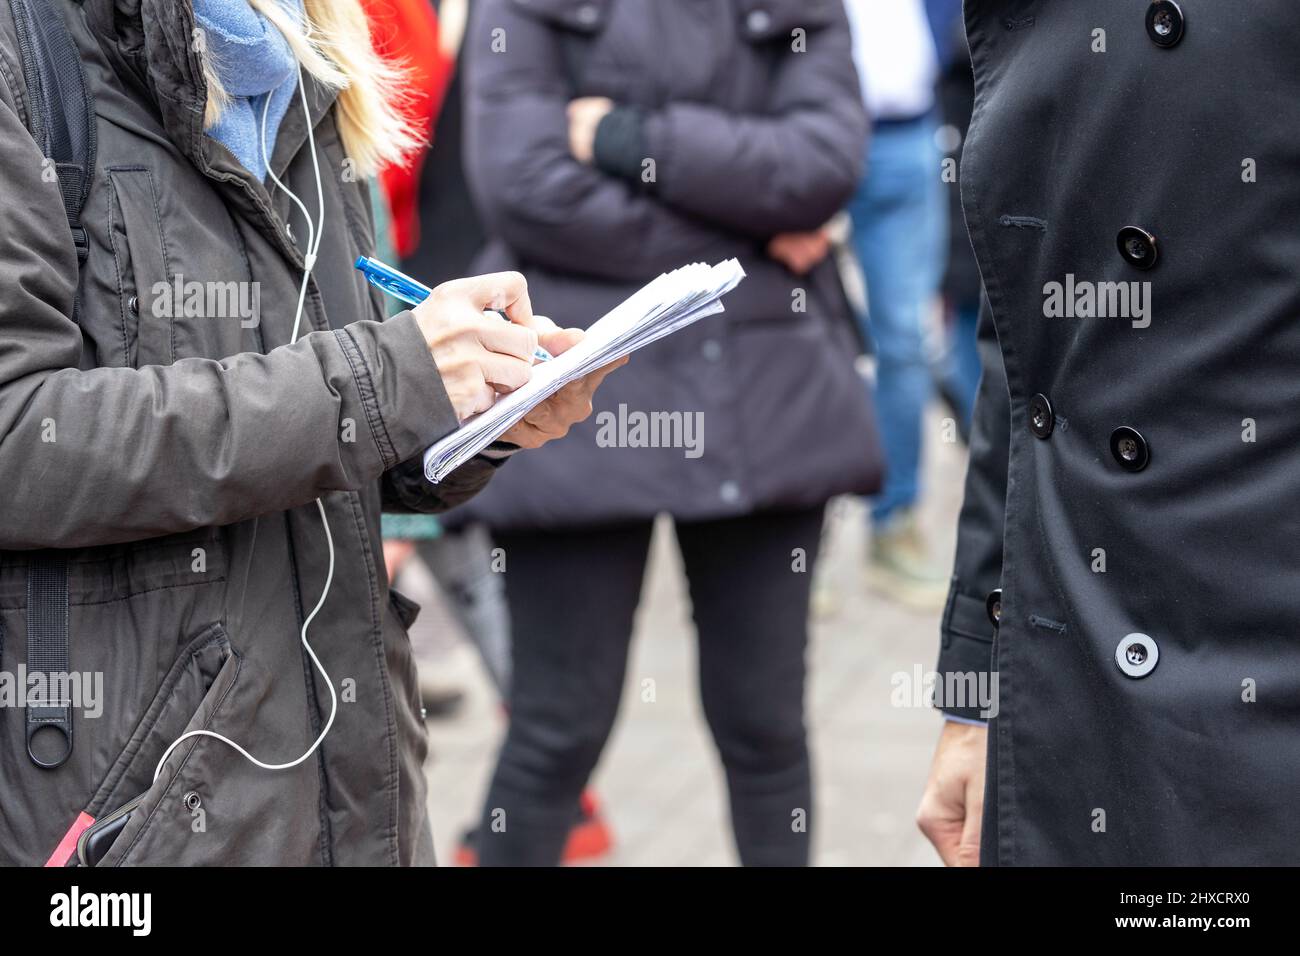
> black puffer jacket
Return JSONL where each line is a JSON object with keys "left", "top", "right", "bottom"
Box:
{"left": 451, "top": 0, "right": 881, "bottom": 531}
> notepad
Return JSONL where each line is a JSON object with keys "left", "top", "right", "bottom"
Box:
{"left": 422, "top": 258, "right": 746, "bottom": 483}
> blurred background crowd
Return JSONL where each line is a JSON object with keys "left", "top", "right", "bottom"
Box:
{"left": 362, "top": 0, "right": 980, "bottom": 866}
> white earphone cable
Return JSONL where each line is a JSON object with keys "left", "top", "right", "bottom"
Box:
{"left": 153, "top": 68, "right": 337, "bottom": 783}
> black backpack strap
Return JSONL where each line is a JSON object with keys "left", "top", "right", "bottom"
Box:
{"left": 8, "top": 0, "right": 91, "bottom": 769}
{"left": 8, "top": 0, "right": 95, "bottom": 272}
{"left": 26, "top": 554, "right": 72, "bottom": 769}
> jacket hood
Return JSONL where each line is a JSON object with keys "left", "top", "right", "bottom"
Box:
{"left": 84, "top": 0, "right": 204, "bottom": 140}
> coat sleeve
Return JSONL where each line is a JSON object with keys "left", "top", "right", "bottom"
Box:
{"left": 462, "top": 0, "right": 732, "bottom": 282}
{"left": 0, "top": 87, "right": 461, "bottom": 550}
{"left": 936, "top": 296, "right": 1008, "bottom": 722}
{"left": 636, "top": 6, "right": 867, "bottom": 238}
{"left": 381, "top": 450, "right": 510, "bottom": 514}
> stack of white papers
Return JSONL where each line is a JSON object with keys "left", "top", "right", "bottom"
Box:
{"left": 423, "top": 258, "right": 746, "bottom": 483}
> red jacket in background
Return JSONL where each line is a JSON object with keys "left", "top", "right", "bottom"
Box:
{"left": 361, "top": 0, "right": 453, "bottom": 256}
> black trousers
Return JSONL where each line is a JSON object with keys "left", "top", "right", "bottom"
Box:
{"left": 476, "top": 506, "right": 824, "bottom": 866}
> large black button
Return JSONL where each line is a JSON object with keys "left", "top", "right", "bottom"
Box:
{"left": 1110, "top": 426, "right": 1150, "bottom": 472}
{"left": 1146, "top": 1, "right": 1185, "bottom": 48}
{"left": 1117, "top": 226, "right": 1159, "bottom": 270}
{"left": 986, "top": 588, "right": 1003, "bottom": 627}
{"left": 1028, "top": 393, "right": 1054, "bottom": 439}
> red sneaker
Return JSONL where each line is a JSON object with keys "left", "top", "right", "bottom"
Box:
{"left": 453, "top": 790, "right": 615, "bottom": 866}
{"left": 562, "top": 791, "right": 614, "bottom": 864}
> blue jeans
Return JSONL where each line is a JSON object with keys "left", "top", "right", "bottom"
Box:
{"left": 848, "top": 117, "right": 947, "bottom": 524}
{"left": 944, "top": 300, "right": 982, "bottom": 432}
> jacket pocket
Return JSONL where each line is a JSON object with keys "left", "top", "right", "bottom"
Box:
{"left": 89, "top": 623, "right": 243, "bottom": 866}
{"left": 387, "top": 587, "right": 422, "bottom": 632}
{"left": 84, "top": 622, "right": 233, "bottom": 823}
{"left": 107, "top": 166, "right": 173, "bottom": 368}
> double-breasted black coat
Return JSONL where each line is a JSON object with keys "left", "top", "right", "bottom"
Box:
{"left": 937, "top": 0, "right": 1300, "bottom": 865}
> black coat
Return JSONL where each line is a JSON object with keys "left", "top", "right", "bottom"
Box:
{"left": 448, "top": 0, "right": 881, "bottom": 531}
{"left": 938, "top": 0, "right": 1300, "bottom": 865}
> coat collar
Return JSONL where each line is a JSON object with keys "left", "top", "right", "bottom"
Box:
{"left": 508, "top": 0, "right": 838, "bottom": 40}
{"left": 82, "top": 0, "right": 335, "bottom": 183}
{"left": 507, "top": 0, "right": 611, "bottom": 34}
{"left": 733, "top": 0, "right": 840, "bottom": 41}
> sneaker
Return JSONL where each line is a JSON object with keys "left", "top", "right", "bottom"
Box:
{"left": 453, "top": 790, "right": 615, "bottom": 866}
{"left": 810, "top": 568, "right": 839, "bottom": 619}
{"left": 867, "top": 509, "right": 950, "bottom": 610}
{"left": 565, "top": 790, "right": 615, "bottom": 863}
{"left": 810, "top": 499, "right": 849, "bottom": 619}
{"left": 452, "top": 826, "right": 479, "bottom": 867}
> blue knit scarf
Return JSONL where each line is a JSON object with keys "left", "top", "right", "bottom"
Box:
{"left": 194, "top": 0, "right": 305, "bottom": 180}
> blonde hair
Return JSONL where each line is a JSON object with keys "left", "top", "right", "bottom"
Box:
{"left": 201, "top": 0, "right": 422, "bottom": 177}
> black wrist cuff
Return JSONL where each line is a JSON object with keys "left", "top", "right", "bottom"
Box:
{"left": 593, "top": 106, "right": 648, "bottom": 184}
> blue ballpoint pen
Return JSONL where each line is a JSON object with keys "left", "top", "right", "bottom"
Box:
{"left": 355, "top": 255, "right": 553, "bottom": 362}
